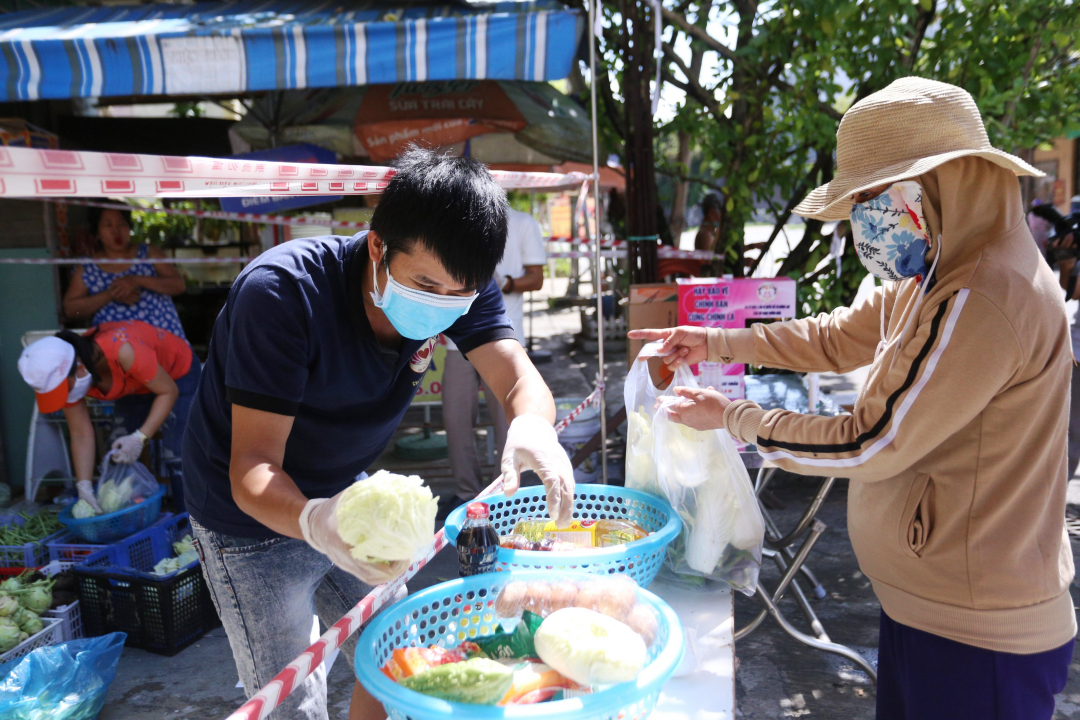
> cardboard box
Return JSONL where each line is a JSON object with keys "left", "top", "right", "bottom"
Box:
{"left": 628, "top": 283, "right": 678, "bottom": 362}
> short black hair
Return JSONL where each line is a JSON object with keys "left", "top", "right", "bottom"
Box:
{"left": 86, "top": 202, "right": 132, "bottom": 237}
{"left": 55, "top": 329, "right": 101, "bottom": 382}
{"left": 370, "top": 147, "right": 507, "bottom": 290}
{"left": 701, "top": 193, "right": 723, "bottom": 215}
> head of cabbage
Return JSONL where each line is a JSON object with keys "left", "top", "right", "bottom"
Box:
{"left": 0, "top": 617, "right": 20, "bottom": 652}
{"left": 335, "top": 470, "right": 438, "bottom": 564}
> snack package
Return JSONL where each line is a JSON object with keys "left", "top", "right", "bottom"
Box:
{"left": 508, "top": 519, "right": 649, "bottom": 549}
{"left": 475, "top": 611, "right": 544, "bottom": 660}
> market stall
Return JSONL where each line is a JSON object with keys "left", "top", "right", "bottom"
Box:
{"left": 0, "top": 2, "right": 758, "bottom": 716}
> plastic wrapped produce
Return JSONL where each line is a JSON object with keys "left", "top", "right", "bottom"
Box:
{"left": 623, "top": 342, "right": 765, "bottom": 595}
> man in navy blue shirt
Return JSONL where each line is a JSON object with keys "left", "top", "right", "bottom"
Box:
{"left": 183, "top": 149, "right": 574, "bottom": 720}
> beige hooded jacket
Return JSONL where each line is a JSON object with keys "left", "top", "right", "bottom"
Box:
{"left": 710, "top": 157, "right": 1076, "bottom": 654}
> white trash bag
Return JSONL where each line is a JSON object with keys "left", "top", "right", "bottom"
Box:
{"left": 623, "top": 342, "right": 765, "bottom": 595}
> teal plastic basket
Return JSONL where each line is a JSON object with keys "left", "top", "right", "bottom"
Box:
{"left": 58, "top": 487, "right": 165, "bottom": 543}
{"left": 356, "top": 570, "right": 684, "bottom": 720}
{"left": 444, "top": 485, "right": 681, "bottom": 588}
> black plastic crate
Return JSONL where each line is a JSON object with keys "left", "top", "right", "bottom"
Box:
{"left": 73, "top": 563, "right": 220, "bottom": 656}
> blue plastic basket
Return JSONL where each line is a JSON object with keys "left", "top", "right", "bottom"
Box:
{"left": 356, "top": 571, "right": 684, "bottom": 720}
{"left": 47, "top": 512, "right": 175, "bottom": 564}
{"left": 58, "top": 487, "right": 165, "bottom": 544}
{"left": 75, "top": 513, "right": 195, "bottom": 580}
{"left": 444, "top": 485, "right": 681, "bottom": 588}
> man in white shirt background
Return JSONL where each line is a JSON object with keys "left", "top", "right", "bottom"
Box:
{"left": 440, "top": 207, "right": 547, "bottom": 515}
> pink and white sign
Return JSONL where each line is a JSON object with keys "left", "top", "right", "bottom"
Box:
{"left": 677, "top": 277, "right": 797, "bottom": 399}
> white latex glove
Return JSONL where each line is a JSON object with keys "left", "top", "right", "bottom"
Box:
{"left": 299, "top": 490, "right": 410, "bottom": 585}
{"left": 76, "top": 480, "right": 102, "bottom": 513}
{"left": 111, "top": 430, "right": 147, "bottom": 464}
{"left": 501, "top": 413, "right": 576, "bottom": 526}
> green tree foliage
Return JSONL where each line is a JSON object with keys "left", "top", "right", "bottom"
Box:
{"left": 601, "top": 0, "right": 1080, "bottom": 314}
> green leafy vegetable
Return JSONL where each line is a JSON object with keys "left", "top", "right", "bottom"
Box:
{"left": 0, "top": 617, "right": 21, "bottom": 652}
{"left": 398, "top": 657, "right": 514, "bottom": 705}
{"left": 150, "top": 534, "right": 199, "bottom": 576}
{"left": 0, "top": 595, "right": 19, "bottom": 617}
{"left": 71, "top": 500, "right": 99, "bottom": 519}
{"left": 335, "top": 470, "right": 438, "bottom": 563}
{"left": 0, "top": 511, "right": 62, "bottom": 546}
{"left": 17, "top": 612, "right": 41, "bottom": 635}
{"left": 533, "top": 607, "right": 646, "bottom": 686}
{"left": 98, "top": 476, "right": 136, "bottom": 514}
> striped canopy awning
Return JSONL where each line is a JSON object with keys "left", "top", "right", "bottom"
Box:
{"left": 0, "top": 1, "right": 583, "bottom": 101}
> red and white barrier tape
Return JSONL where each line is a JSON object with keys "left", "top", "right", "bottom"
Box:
{"left": 225, "top": 390, "right": 603, "bottom": 720}
{"left": 61, "top": 198, "right": 371, "bottom": 229}
{"left": 548, "top": 247, "right": 714, "bottom": 261}
{"left": 0, "top": 146, "right": 589, "bottom": 198}
{"left": 553, "top": 386, "right": 602, "bottom": 434}
{"left": 547, "top": 237, "right": 719, "bottom": 261}
{"left": 0, "top": 256, "right": 253, "bottom": 265}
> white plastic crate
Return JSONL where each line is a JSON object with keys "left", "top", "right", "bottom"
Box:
{"left": 0, "top": 616, "right": 62, "bottom": 664}
{"left": 39, "top": 560, "right": 81, "bottom": 641}
{"left": 43, "top": 600, "right": 81, "bottom": 642}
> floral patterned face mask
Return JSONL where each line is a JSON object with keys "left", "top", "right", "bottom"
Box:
{"left": 849, "top": 181, "right": 931, "bottom": 282}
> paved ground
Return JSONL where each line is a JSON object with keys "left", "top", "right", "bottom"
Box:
{"left": 96, "top": 288, "right": 1080, "bottom": 719}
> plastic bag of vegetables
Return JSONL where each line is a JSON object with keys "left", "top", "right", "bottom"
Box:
{"left": 94, "top": 451, "right": 160, "bottom": 516}
{"left": 0, "top": 632, "right": 126, "bottom": 719}
{"left": 623, "top": 347, "right": 671, "bottom": 497}
{"left": 625, "top": 342, "right": 765, "bottom": 595}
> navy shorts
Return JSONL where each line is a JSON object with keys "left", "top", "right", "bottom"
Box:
{"left": 877, "top": 610, "right": 1074, "bottom": 720}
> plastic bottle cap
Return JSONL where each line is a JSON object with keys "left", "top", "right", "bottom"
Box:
{"left": 466, "top": 502, "right": 489, "bottom": 520}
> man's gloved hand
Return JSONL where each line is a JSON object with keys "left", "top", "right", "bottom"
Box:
{"left": 110, "top": 430, "right": 147, "bottom": 464}
{"left": 501, "top": 413, "right": 575, "bottom": 526}
{"left": 299, "top": 491, "right": 410, "bottom": 585}
{"left": 76, "top": 480, "right": 102, "bottom": 513}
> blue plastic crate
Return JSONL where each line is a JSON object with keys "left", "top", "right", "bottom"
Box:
{"left": 0, "top": 513, "right": 67, "bottom": 568}
{"left": 75, "top": 513, "right": 196, "bottom": 580}
{"left": 71, "top": 512, "right": 218, "bottom": 656}
{"left": 47, "top": 512, "right": 175, "bottom": 564}
{"left": 58, "top": 487, "right": 165, "bottom": 543}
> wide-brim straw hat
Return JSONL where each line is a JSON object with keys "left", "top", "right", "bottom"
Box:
{"left": 793, "top": 77, "right": 1043, "bottom": 222}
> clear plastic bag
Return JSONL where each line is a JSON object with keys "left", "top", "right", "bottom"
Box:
{"left": 623, "top": 342, "right": 765, "bottom": 595}
{"left": 0, "top": 633, "right": 126, "bottom": 719}
{"left": 95, "top": 450, "right": 160, "bottom": 515}
{"left": 623, "top": 346, "right": 671, "bottom": 497}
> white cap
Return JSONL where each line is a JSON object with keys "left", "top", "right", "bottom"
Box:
{"left": 17, "top": 337, "right": 75, "bottom": 414}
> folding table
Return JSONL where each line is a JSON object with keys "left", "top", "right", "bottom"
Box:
{"left": 736, "top": 375, "right": 878, "bottom": 682}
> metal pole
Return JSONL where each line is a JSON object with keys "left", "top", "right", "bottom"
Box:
{"left": 589, "top": 0, "right": 607, "bottom": 484}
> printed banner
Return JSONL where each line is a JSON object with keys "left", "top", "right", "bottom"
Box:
{"left": 677, "top": 277, "right": 797, "bottom": 399}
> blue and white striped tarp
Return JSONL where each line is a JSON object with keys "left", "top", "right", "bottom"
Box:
{"left": 0, "top": 1, "right": 583, "bottom": 101}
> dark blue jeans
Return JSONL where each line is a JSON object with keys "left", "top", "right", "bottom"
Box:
{"left": 877, "top": 610, "right": 1074, "bottom": 720}
{"left": 113, "top": 359, "right": 201, "bottom": 512}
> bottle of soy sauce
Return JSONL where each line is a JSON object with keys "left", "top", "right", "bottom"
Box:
{"left": 457, "top": 502, "right": 500, "bottom": 576}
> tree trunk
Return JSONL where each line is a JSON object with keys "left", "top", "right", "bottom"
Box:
{"left": 622, "top": 0, "right": 659, "bottom": 283}
{"left": 668, "top": 130, "right": 691, "bottom": 244}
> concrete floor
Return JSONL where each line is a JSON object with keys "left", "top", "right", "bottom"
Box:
{"left": 96, "top": 293, "right": 1080, "bottom": 719}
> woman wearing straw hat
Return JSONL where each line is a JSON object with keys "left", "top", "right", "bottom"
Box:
{"left": 632, "top": 77, "right": 1076, "bottom": 718}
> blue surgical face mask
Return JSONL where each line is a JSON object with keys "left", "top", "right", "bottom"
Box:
{"left": 850, "top": 181, "right": 931, "bottom": 282}
{"left": 370, "top": 259, "right": 478, "bottom": 340}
